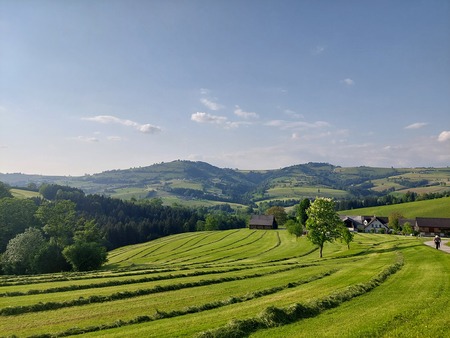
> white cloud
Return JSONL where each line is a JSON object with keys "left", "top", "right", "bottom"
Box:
{"left": 107, "top": 136, "right": 125, "bottom": 141}
{"left": 341, "top": 78, "right": 355, "bottom": 86}
{"left": 234, "top": 106, "right": 259, "bottom": 119}
{"left": 82, "top": 115, "right": 161, "bottom": 134}
{"left": 138, "top": 124, "right": 162, "bottom": 134}
{"left": 438, "top": 131, "right": 450, "bottom": 142}
{"left": 191, "top": 112, "right": 227, "bottom": 124}
{"left": 312, "top": 45, "right": 325, "bottom": 55}
{"left": 284, "top": 109, "right": 304, "bottom": 119}
{"left": 75, "top": 136, "right": 100, "bottom": 143}
{"left": 265, "top": 120, "right": 330, "bottom": 130}
{"left": 200, "top": 98, "right": 224, "bottom": 111}
{"left": 405, "top": 122, "right": 428, "bottom": 129}
{"left": 191, "top": 112, "right": 244, "bottom": 129}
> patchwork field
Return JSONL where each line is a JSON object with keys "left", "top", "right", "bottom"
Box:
{"left": 1, "top": 229, "right": 449, "bottom": 337}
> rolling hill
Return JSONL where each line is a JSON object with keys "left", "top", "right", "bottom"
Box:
{"left": 1, "top": 160, "right": 449, "bottom": 207}
{"left": 339, "top": 196, "right": 450, "bottom": 218}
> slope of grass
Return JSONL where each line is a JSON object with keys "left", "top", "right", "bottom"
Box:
{"left": 0, "top": 230, "right": 448, "bottom": 338}
{"left": 339, "top": 196, "right": 450, "bottom": 218}
{"left": 9, "top": 188, "right": 40, "bottom": 199}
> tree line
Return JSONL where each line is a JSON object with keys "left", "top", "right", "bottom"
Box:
{"left": 0, "top": 183, "right": 247, "bottom": 275}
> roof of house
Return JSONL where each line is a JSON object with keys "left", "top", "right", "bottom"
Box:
{"left": 415, "top": 217, "right": 450, "bottom": 229}
{"left": 399, "top": 218, "right": 415, "bottom": 226}
{"left": 249, "top": 215, "right": 276, "bottom": 226}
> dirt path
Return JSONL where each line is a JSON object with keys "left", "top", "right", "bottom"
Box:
{"left": 424, "top": 239, "right": 450, "bottom": 253}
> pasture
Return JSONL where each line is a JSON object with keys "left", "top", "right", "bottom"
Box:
{"left": 1, "top": 229, "right": 449, "bottom": 337}
{"left": 339, "top": 196, "right": 450, "bottom": 218}
{"left": 9, "top": 189, "right": 40, "bottom": 199}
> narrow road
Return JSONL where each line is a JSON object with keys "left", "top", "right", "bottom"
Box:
{"left": 424, "top": 239, "right": 450, "bottom": 253}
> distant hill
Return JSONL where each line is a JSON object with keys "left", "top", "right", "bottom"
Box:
{"left": 339, "top": 196, "right": 450, "bottom": 218}
{"left": 1, "top": 160, "right": 449, "bottom": 206}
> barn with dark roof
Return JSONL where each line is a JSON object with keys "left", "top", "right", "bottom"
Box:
{"left": 249, "top": 215, "right": 278, "bottom": 230}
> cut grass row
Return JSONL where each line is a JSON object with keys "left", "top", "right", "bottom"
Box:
{"left": 26, "top": 270, "right": 338, "bottom": 338}
{"left": 0, "top": 265, "right": 334, "bottom": 336}
{"left": 78, "top": 247, "right": 402, "bottom": 337}
{"left": 250, "top": 242, "right": 450, "bottom": 337}
{"left": 0, "top": 230, "right": 443, "bottom": 337}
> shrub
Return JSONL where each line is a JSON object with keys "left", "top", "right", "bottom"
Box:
{"left": 63, "top": 242, "right": 107, "bottom": 271}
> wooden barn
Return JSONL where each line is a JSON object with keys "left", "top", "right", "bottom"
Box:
{"left": 415, "top": 217, "right": 450, "bottom": 236}
{"left": 249, "top": 215, "right": 278, "bottom": 230}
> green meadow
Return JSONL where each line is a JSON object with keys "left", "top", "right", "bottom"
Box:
{"left": 9, "top": 188, "right": 41, "bottom": 199}
{"left": 1, "top": 229, "right": 448, "bottom": 337}
{"left": 339, "top": 196, "right": 450, "bottom": 218}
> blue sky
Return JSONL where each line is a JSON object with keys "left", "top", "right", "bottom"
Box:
{"left": 1, "top": 0, "right": 449, "bottom": 175}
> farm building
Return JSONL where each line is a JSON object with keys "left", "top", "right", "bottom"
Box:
{"left": 249, "top": 215, "right": 278, "bottom": 230}
{"left": 362, "top": 216, "right": 390, "bottom": 233}
{"left": 340, "top": 215, "right": 389, "bottom": 233}
{"left": 341, "top": 215, "right": 450, "bottom": 236}
{"left": 414, "top": 217, "right": 450, "bottom": 236}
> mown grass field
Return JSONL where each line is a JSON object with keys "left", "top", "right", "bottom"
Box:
{"left": 9, "top": 188, "right": 41, "bottom": 199}
{"left": 1, "top": 229, "right": 449, "bottom": 337}
{"left": 265, "top": 186, "right": 349, "bottom": 200}
{"left": 339, "top": 196, "right": 450, "bottom": 218}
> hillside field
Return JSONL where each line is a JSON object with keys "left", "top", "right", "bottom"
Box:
{"left": 1, "top": 229, "right": 449, "bottom": 337}
{"left": 339, "top": 196, "right": 450, "bottom": 218}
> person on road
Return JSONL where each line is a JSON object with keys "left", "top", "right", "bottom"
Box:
{"left": 434, "top": 235, "right": 441, "bottom": 249}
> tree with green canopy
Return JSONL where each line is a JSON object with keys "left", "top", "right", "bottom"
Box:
{"left": 1, "top": 227, "right": 46, "bottom": 274}
{"left": 340, "top": 226, "right": 354, "bottom": 249}
{"left": 402, "top": 221, "right": 413, "bottom": 236}
{"left": 0, "top": 182, "right": 13, "bottom": 199}
{"left": 285, "top": 219, "right": 303, "bottom": 239}
{"left": 266, "top": 206, "right": 288, "bottom": 226}
{"left": 35, "top": 200, "right": 77, "bottom": 249}
{"left": 0, "top": 198, "right": 39, "bottom": 252}
{"left": 296, "top": 198, "right": 310, "bottom": 225}
{"left": 305, "top": 197, "right": 343, "bottom": 258}
{"left": 63, "top": 241, "right": 107, "bottom": 271}
{"left": 388, "top": 211, "right": 404, "bottom": 233}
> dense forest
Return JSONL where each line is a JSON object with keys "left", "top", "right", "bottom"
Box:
{"left": 0, "top": 183, "right": 247, "bottom": 275}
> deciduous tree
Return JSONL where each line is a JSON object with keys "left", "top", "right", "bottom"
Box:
{"left": 285, "top": 219, "right": 303, "bottom": 239}
{"left": 1, "top": 228, "right": 46, "bottom": 274}
{"left": 305, "top": 198, "right": 343, "bottom": 258}
{"left": 402, "top": 222, "right": 413, "bottom": 236}
{"left": 388, "top": 211, "right": 404, "bottom": 232}
{"left": 296, "top": 198, "right": 310, "bottom": 225}
{"left": 63, "top": 241, "right": 107, "bottom": 271}
{"left": 36, "top": 200, "right": 76, "bottom": 249}
{"left": 266, "top": 206, "right": 287, "bottom": 226}
{"left": 340, "top": 226, "right": 354, "bottom": 249}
